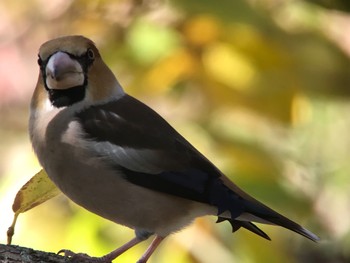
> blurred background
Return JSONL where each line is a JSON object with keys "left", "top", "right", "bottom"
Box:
{"left": 1, "top": 0, "right": 350, "bottom": 262}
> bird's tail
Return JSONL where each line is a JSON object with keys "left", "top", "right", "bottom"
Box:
{"left": 217, "top": 205, "right": 319, "bottom": 242}
{"left": 214, "top": 177, "right": 320, "bottom": 242}
{"left": 217, "top": 217, "right": 272, "bottom": 240}
{"left": 243, "top": 199, "right": 320, "bottom": 242}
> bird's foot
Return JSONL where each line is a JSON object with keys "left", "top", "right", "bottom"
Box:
{"left": 58, "top": 249, "right": 112, "bottom": 263}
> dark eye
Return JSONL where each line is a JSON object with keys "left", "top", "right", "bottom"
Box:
{"left": 87, "top": 48, "right": 95, "bottom": 60}
{"left": 37, "top": 56, "right": 43, "bottom": 66}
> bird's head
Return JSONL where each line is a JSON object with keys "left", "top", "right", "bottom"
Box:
{"left": 33, "top": 35, "right": 124, "bottom": 109}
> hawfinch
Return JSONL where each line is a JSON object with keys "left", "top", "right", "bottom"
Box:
{"left": 29, "top": 35, "right": 319, "bottom": 263}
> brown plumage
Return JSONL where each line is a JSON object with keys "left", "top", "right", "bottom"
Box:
{"left": 29, "top": 35, "right": 319, "bottom": 263}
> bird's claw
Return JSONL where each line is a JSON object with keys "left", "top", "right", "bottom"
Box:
{"left": 58, "top": 249, "right": 111, "bottom": 263}
{"left": 58, "top": 249, "right": 79, "bottom": 257}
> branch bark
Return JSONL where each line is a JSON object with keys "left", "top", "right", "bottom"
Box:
{"left": 0, "top": 244, "right": 92, "bottom": 263}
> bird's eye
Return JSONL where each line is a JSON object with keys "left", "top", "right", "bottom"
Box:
{"left": 37, "top": 56, "right": 43, "bottom": 66}
{"left": 87, "top": 48, "right": 95, "bottom": 60}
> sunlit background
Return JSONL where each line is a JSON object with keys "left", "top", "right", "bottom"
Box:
{"left": 1, "top": 0, "right": 350, "bottom": 262}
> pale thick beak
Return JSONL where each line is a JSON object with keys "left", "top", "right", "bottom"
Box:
{"left": 45, "top": 51, "right": 84, "bottom": 90}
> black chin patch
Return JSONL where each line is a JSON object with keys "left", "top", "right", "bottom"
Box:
{"left": 48, "top": 85, "right": 85, "bottom": 108}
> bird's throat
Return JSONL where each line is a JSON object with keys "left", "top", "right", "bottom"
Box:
{"left": 48, "top": 85, "right": 85, "bottom": 108}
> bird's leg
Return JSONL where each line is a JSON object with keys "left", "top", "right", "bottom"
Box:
{"left": 99, "top": 230, "right": 154, "bottom": 262}
{"left": 136, "top": 235, "right": 165, "bottom": 263}
{"left": 99, "top": 236, "right": 144, "bottom": 262}
{"left": 59, "top": 234, "right": 148, "bottom": 263}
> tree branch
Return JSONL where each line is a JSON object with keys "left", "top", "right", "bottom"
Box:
{"left": 0, "top": 244, "right": 92, "bottom": 263}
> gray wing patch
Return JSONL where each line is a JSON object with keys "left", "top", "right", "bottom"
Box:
{"left": 86, "top": 140, "right": 164, "bottom": 174}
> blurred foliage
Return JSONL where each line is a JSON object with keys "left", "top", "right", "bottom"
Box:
{"left": 306, "top": 0, "right": 350, "bottom": 12}
{"left": 0, "top": 0, "right": 350, "bottom": 262}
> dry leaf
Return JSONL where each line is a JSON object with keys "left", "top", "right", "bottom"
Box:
{"left": 7, "top": 169, "right": 61, "bottom": 244}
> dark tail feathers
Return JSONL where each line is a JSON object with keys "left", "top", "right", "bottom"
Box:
{"left": 242, "top": 199, "right": 320, "bottom": 242}
{"left": 217, "top": 217, "right": 271, "bottom": 240}
{"left": 215, "top": 188, "right": 320, "bottom": 242}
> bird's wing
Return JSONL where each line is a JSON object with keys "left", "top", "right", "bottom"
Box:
{"left": 75, "top": 94, "right": 320, "bottom": 242}
{"left": 75, "top": 94, "right": 246, "bottom": 218}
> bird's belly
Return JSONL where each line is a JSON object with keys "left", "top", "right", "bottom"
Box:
{"left": 42, "top": 147, "right": 211, "bottom": 236}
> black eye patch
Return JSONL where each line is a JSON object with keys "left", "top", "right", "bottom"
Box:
{"left": 75, "top": 49, "right": 95, "bottom": 72}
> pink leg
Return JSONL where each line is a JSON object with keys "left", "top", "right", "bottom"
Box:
{"left": 101, "top": 236, "right": 144, "bottom": 262}
{"left": 136, "top": 236, "right": 165, "bottom": 263}
{"left": 59, "top": 236, "right": 144, "bottom": 262}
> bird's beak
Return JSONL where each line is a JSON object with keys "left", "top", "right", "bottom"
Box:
{"left": 45, "top": 51, "right": 84, "bottom": 90}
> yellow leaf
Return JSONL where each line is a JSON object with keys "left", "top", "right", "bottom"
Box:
{"left": 183, "top": 15, "right": 220, "bottom": 46}
{"left": 7, "top": 169, "right": 61, "bottom": 244}
{"left": 203, "top": 42, "right": 256, "bottom": 90}
{"left": 145, "top": 48, "right": 197, "bottom": 93}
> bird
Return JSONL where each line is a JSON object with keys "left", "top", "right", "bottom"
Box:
{"left": 29, "top": 35, "right": 319, "bottom": 263}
